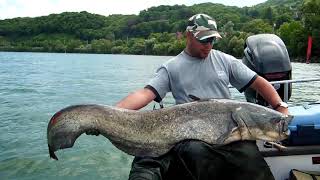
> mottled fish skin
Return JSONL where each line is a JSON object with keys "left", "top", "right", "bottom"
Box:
{"left": 47, "top": 99, "right": 293, "bottom": 160}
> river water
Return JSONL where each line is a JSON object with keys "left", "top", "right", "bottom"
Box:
{"left": 0, "top": 52, "right": 319, "bottom": 180}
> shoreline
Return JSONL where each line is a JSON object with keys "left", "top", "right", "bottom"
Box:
{"left": 0, "top": 50, "right": 319, "bottom": 63}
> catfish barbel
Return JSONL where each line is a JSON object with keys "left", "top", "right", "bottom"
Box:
{"left": 47, "top": 99, "right": 293, "bottom": 160}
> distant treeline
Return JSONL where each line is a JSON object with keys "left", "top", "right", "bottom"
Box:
{"left": 0, "top": 0, "right": 319, "bottom": 62}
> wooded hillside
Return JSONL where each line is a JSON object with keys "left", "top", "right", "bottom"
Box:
{"left": 0, "top": 0, "right": 319, "bottom": 61}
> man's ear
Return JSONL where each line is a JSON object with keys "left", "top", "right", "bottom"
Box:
{"left": 186, "top": 31, "right": 193, "bottom": 42}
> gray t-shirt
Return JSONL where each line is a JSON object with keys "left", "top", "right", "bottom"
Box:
{"left": 147, "top": 50, "right": 257, "bottom": 104}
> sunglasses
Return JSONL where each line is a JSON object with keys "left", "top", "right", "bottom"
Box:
{"left": 197, "top": 37, "right": 216, "bottom": 44}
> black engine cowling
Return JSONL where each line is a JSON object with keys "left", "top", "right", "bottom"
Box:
{"left": 242, "top": 34, "right": 292, "bottom": 106}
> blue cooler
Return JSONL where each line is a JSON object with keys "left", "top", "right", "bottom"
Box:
{"left": 286, "top": 103, "right": 320, "bottom": 146}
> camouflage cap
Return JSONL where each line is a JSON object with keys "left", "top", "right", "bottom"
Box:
{"left": 186, "top": 14, "right": 222, "bottom": 40}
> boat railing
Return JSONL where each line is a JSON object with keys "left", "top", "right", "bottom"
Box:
{"left": 269, "top": 78, "right": 320, "bottom": 102}
{"left": 229, "top": 77, "right": 320, "bottom": 103}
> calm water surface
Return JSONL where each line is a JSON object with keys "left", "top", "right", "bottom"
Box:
{"left": 0, "top": 52, "right": 319, "bottom": 180}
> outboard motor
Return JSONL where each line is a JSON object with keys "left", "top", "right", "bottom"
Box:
{"left": 243, "top": 34, "right": 292, "bottom": 106}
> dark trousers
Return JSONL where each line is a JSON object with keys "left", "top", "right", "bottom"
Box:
{"left": 128, "top": 140, "right": 274, "bottom": 180}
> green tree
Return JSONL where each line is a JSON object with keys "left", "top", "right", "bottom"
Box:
{"left": 228, "top": 36, "right": 245, "bottom": 57}
{"left": 153, "top": 43, "right": 170, "bottom": 55}
{"left": 262, "top": 7, "right": 274, "bottom": 24}
{"left": 275, "top": 14, "right": 293, "bottom": 28}
{"left": 91, "top": 39, "right": 112, "bottom": 53}
{"left": 278, "top": 21, "right": 307, "bottom": 57}
{"left": 221, "top": 21, "right": 235, "bottom": 37}
{"left": 128, "top": 38, "right": 145, "bottom": 55}
{"left": 302, "top": 0, "right": 320, "bottom": 56}
{"left": 241, "top": 19, "right": 273, "bottom": 34}
{"left": 145, "top": 38, "right": 156, "bottom": 55}
{"left": 168, "top": 39, "right": 186, "bottom": 55}
{"left": 111, "top": 46, "right": 128, "bottom": 54}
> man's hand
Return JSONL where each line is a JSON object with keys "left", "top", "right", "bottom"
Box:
{"left": 275, "top": 106, "right": 289, "bottom": 116}
{"left": 250, "top": 76, "right": 290, "bottom": 116}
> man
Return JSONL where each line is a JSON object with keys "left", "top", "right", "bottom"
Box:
{"left": 116, "top": 14, "right": 289, "bottom": 180}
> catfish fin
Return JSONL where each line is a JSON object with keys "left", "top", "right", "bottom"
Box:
{"left": 223, "top": 127, "right": 241, "bottom": 144}
{"left": 216, "top": 122, "right": 239, "bottom": 144}
{"left": 188, "top": 94, "right": 201, "bottom": 101}
{"left": 231, "top": 108, "right": 253, "bottom": 140}
{"left": 188, "top": 94, "right": 212, "bottom": 102}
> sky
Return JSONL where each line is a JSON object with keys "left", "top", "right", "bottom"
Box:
{"left": 0, "top": 0, "right": 267, "bottom": 20}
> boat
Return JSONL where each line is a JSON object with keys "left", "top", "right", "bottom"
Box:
{"left": 242, "top": 34, "right": 320, "bottom": 180}
{"left": 262, "top": 100, "right": 320, "bottom": 180}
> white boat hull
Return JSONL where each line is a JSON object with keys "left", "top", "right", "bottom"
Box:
{"left": 265, "top": 154, "right": 320, "bottom": 180}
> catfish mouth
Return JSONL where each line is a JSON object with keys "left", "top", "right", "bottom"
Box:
{"left": 262, "top": 115, "right": 292, "bottom": 141}
{"left": 281, "top": 115, "right": 293, "bottom": 133}
{"left": 277, "top": 116, "right": 292, "bottom": 139}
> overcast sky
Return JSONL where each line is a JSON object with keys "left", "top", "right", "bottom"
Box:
{"left": 0, "top": 0, "right": 267, "bottom": 20}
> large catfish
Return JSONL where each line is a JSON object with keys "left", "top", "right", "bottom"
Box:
{"left": 47, "top": 99, "right": 292, "bottom": 160}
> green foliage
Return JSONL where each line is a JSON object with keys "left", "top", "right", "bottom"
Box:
{"left": 278, "top": 21, "right": 307, "bottom": 56}
{"left": 153, "top": 43, "right": 171, "bottom": 55}
{"left": 228, "top": 36, "right": 245, "bottom": 57}
{"left": 127, "top": 38, "right": 145, "bottom": 55}
{"left": 241, "top": 19, "right": 273, "bottom": 34}
{"left": 168, "top": 39, "right": 186, "bottom": 55}
{"left": 215, "top": 31, "right": 253, "bottom": 58}
{"left": 302, "top": 0, "right": 320, "bottom": 56}
{"left": 0, "top": 0, "right": 318, "bottom": 60}
{"left": 91, "top": 39, "right": 112, "bottom": 53}
{"left": 275, "top": 14, "right": 293, "bottom": 28}
{"left": 0, "top": 36, "right": 10, "bottom": 46}
{"left": 255, "top": 0, "right": 303, "bottom": 8}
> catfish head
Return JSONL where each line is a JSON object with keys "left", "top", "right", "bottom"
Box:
{"left": 232, "top": 103, "right": 293, "bottom": 142}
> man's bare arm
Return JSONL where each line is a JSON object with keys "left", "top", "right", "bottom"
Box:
{"left": 115, "top": 88, "right": 156, "bottom": 110}
{"left": 250, "top": 76, "right": 289, "bottom": 115}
